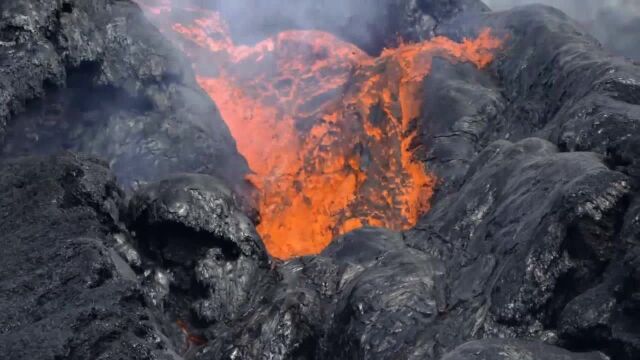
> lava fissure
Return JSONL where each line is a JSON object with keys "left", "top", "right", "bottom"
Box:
{"left": 136, "top": 0, "right": 503, "bottom": 259}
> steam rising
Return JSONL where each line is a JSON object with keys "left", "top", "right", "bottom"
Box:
{"left": 484, "top": 0, "right": 640, "bottom": 59}
{"left": 190, "top": 0, "right": 405, "bottom": 54}
{"left": 154, "top": 0, "right": 490, "bottom": 54}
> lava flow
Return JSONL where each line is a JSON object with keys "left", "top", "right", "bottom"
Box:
{"left": 136, "top": 0, "right": 503, "bottom": 259}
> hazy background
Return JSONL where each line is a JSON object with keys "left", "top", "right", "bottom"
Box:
{"left": 142, "top": 0, "right": 639, "bottom": 59}
{"left": 207, "top": 0, "right": 419, "bottom": 53}
{"left": 484, "top": 0, "right": 640, "bottom": 60}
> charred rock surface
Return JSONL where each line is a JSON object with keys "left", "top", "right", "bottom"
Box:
{"left": 0, "top": 0, "right": 249, "bottom": 188}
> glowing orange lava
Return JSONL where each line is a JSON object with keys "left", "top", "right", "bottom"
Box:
{"left": 135, "top": 0, "right": 503, "bottom": 259}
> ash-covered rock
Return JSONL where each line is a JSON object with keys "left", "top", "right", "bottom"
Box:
{"left": 0, "top": 153, "right": 179, "bottom": 359}
{"left": 0, "top": 0, "right": 249, "bottom": 188}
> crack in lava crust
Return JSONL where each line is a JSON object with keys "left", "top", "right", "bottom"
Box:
{"left": 136, "top": 0, "right": 503, "bottom": 259}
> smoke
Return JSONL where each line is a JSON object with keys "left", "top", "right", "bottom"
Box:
{"left": 483, "top": 0, "right": 640, "bottom": 60}
{"left": 206, "top": 0, "right": 403, "bottom": 54}
{"left": 173, "top": 0, "right": 489, "bottom": 54}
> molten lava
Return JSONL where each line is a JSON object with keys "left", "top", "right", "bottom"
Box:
{"left": 136, "top": 0, "right": 503, "bottom": 259}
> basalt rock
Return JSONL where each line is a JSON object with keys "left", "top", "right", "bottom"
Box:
{"left": 557, "top": 239, "right": 640, "bottom": 359}
{"left": 128, "top": 174, "right": 265, "bottom": 260}
{"left": 432, "top": 5, "right": 640, "bottom": 174}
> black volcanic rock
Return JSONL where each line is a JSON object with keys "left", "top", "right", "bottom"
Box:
{"left": 321, "top": 227, "right": 406, "bottom": 266}
{"left": 128, "top": 174, "right": 270, "bottom": 327}
{"left": 405, "top": 4, "right": 640, "bottom": 358}
{"left": 405, "top": 138, "right": 630, "bottom": 355}
{"left": 557, "top": 246, "right": 640, "bottom": 359}
{"left": 129, "top": 174, "right": 265, "bottom": 260}
{"left": 417, "top": 57, "right": 504, "bottom": 199}
{"left": 328, "top": 248, "right": 444, "bottom": 359}
{"left": 433, "top": 5, "right": 640, "bottom": 170}
{"left": 205, "top": 256, "right": 338, "bottom": 360}
{"left": 0, "top": 153, "right": 179, "bottom": 359}
{"left": 0, "top": 0, "right": 249, "bottom": 188}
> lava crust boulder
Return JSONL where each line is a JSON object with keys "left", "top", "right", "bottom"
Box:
{"left": 129, "top": 173, "right": 266, "bottom": 261}
{"left": 317, "top": 228, "right": 445, "bottom": 359}
{"left": 557, "top": 244, "right": 640, "bottom": 359}
{"left": 128, "top": 174, "right": 270, "bottom": 326}
{"left": 434, "top": 4, "right": 640, "bottom": 180}
{"left": 205, "top": 256, "right": 339, "bottom": 360}
{"left": 321, "top": 227, "right": 406, "bottom": 267}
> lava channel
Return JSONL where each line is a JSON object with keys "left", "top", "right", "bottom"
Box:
{"left": 135, "top": 0, "right": 503, "bottom": 259}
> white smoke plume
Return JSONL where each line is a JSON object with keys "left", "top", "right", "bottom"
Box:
{"left": 203, "top": 0, "right": 407, "bottom": 53}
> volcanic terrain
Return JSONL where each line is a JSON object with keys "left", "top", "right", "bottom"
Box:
{"left": 1, "top": 1, "right": 639, "bottom": 359}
